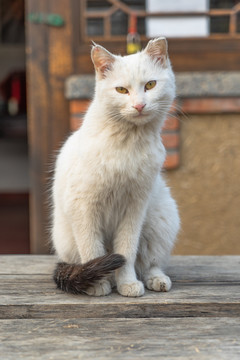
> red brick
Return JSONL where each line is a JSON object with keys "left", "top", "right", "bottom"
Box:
{"left": 169, "top": 99, "right": 178, "bottom": 114}
{"left": 70, "top": 100, "right": 90, "bottom": 114}
{"left": 162, "top": 133, "right": 180, "bottom": 149}
{"left": 70, "top": 116, "right": 83, "bottom": 131}
{"left": 162, "top": 116, "right": 180, "bottom": 131}
{"left": 181, "top": 97, "right": 240, "bottom": 114}
{"left": 163, "top": 151, "right": 180, "bottom": 170}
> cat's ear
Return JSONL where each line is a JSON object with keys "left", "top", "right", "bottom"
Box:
{"left": 91, "top": 43, "right": 116, "bottom": 79}
{"left": 144, "top": 37, "right": 168, "bottom": 67}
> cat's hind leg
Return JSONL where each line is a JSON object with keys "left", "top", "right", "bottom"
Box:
{"left": 85, "top": 279, "right": 112, "bottom": 296}
{"left": 114, "top": 201, "right": 147, "bottom": 298}
{"left": 137, "top": 182, "right": 180, "bottom": 292}
{"left": 52, "top": 205, "right": 113, "bottom": 297}
{"left": 143, "top": 266, "right": 172, "bottom": 292}
{"left": 52, "top": 207, "right": 79, "bottom": 263}
{"left": 68, "top": 199, "right": 114, "bottom": 296}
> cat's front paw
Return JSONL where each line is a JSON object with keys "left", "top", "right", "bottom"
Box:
{"left": 85, "top": 279, "right": 112, "bottom": 296}
{"left": 117, "top": 280, "right": 144, "bottom": 297}
{"left": 145, "top": 274, "right": 172, "bottom": 292}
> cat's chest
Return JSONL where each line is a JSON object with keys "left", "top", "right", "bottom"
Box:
{"left": 66, "top": 131, "right": 165, "bottom": 199}
{"left": 97, "top": 136, "right": 165, "bottom": 178}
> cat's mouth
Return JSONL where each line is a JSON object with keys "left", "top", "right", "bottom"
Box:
{"left": 133, "top": 113, "right": 149, "bottom": 119}
{"left": 133, "top": 113, "right": 149, "bottom": 118}
{"left": 126, "top": 112, "right": 153, "bottom": 125}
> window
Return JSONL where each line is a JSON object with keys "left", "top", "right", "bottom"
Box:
{"left": 79, "top": 0, "right": 240, "bottom": 42}
{"left": 72, "top": 0, "right": 240, "bottom": 72}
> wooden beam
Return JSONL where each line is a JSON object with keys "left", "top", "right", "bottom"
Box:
{"left": 26, "top": 0, "right": 75, "bottom": 253}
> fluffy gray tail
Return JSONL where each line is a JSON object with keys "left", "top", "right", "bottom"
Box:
{"left": 53, "top": 253, "right": 125, "bottom": 294}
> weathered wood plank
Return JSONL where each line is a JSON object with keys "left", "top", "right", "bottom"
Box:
{"left": 1, "top": 300, "right": 239, "bottom": 320}
{"left": 1, "top": 255, "right": 240, "bottom": 282}
{"left": 1, "top": 277, "right": 240, "bottom": 305}
{"left": 0, "top": 259, "right": 239, "bottom": 319}
{"left": 0, "top": 318, "right": 239, "bottom": 359}
{"left": 0, "top": 256, "right": 239, "bottom": 358}
{"left": 0, "top": 255, "right": 56, "bottom": 274}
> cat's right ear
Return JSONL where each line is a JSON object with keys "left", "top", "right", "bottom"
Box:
{"left": 91, "top": 43, "right": 115, "bottom": 79}
{"left": 144, "top": 37, "right": 168, "bottom": 67}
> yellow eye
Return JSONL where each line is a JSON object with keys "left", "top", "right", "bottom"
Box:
{"left": 116, "top": 87, "right": 129, "bottom": 94}
{"left": 145, "top": 80, "right": 156, "bottom": 91}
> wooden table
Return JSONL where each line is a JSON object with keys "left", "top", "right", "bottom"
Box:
{"left": 0, "top": 255, "right": 239, "bottom": 359}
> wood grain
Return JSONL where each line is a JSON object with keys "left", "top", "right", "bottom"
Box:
{"left": 0, "top": 318, "right": 239, "bottom": 359}
{"left": 75, "top": 38, "right": 240, "bottom": 72}
{"left": 26, "top": 0, "right": 75, "bottom": 254}
{"left": 1, "top": 255, "right": 240, "bottom": 281}
{"left": 0, "top": 256, "right": 239, "bottom": 319}
{"left": 1, "top": 255, "right": 239, "bottom": 359}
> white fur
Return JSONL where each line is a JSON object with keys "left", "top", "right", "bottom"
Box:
{"left": 52, "top": 38, "right": 180, "bottom": 297}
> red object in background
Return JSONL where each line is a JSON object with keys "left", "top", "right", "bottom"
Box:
{"left": 126, "top": 15, "right": 141, "bottom": 54}
{"left": 12, "top": 75, "right": 21, "bottom": 103}
{"left": 128, "top": 14, "right": 137, "bottom": 34}
{"left": 0, "top": 71, "right": 26, "bottom": 115}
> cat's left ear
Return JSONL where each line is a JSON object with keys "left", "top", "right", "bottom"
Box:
{"left": 144, "top": 37, "right": 168, "bottom": 67}
{"left": 91, "top": 43, "right": 116, "bottom": 79}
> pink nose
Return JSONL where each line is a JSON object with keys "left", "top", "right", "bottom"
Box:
{"left": 133, "top": 104, "right": 146, "bottom": 113}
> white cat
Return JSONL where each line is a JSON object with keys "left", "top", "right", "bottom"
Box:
{"left": 52, "top": 37, "right": 180, "bottom": 297}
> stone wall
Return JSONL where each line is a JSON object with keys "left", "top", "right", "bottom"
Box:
{"left": 169, "top": 114, "right": 240, "bottom": 255}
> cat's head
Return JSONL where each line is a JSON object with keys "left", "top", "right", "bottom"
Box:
{"left": 91, "top": 38, "right": 175, "bottom": 126}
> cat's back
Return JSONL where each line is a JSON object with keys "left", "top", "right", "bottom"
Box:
{"left": 53, "top": 128, "right": 87, "bottom": 200}
{"left": 55, "top": 130, "right": 81, "bottom": 173}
